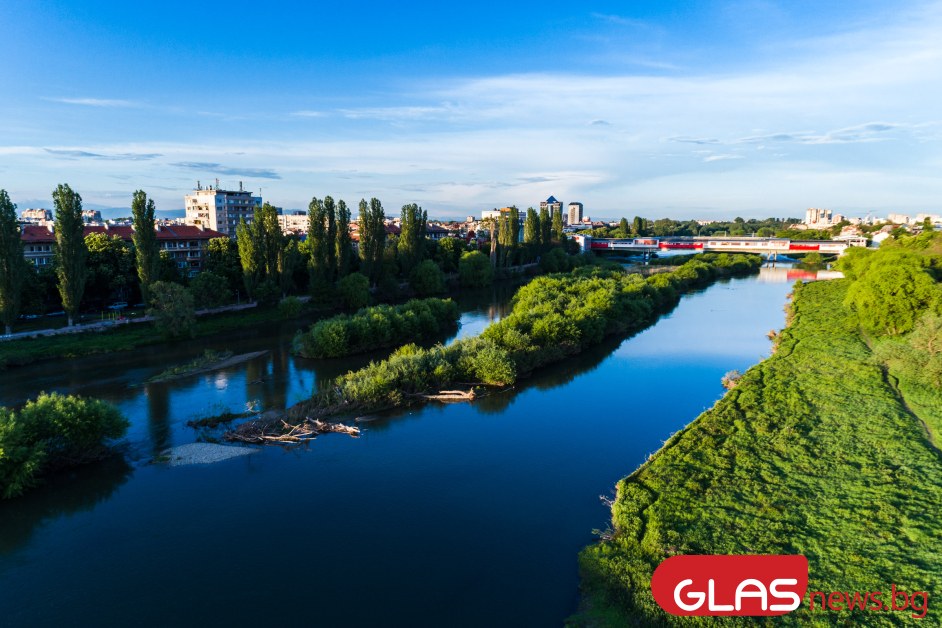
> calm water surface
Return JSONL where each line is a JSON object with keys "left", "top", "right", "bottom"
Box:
{"left": 0, "top": 267, "right": 809, "bottom": 626}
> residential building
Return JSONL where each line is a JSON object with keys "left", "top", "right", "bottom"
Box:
{"left": 184, "top": 181, "right": 262, "bottom": 237}
{"left": 20, "top": 223, "right": 226, "bottom": 276}
{"left": 567, "top": 202, "right": 584, "bottom": 225}
{"left": 81, "top": 210, "right": 103, "bottom": 224}
{"left": 426, "top": 224, "right": 448, "bottom": 240}
{"left": 21, "top": 208, "right": 52, "bottom": 223}
{"left": 277, "top": 209, "right": 308, "bottom": 234}
{"left": 21, "top": 225, "right": 56, "bottom": 266}
{"left": 804, "top": 207, "right": 833, "bottom": 226}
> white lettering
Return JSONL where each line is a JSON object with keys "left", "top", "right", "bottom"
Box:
{"left": 708, "top": 579, "right": 734, "bottom": 611}
{"left": 735, "top": 579, "right": 768, "bottom": 610}
{"left": 674, "top": 579, "right": 705, "bottom": 611}
{"left": 769, "top": 578, "right": 801, "bottom": 611}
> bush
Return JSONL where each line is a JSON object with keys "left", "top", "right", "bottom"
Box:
{"left": 293, "top": 298, "right": 460, "bottom": 358}
{"left": 253, "top": 278, "right": 280, "bottom": 306}
{"left": 188, "top": 271, "right": 232, "bottom": 309}
{"left": 1, "top": 393, "right": 128, "bottom": 499}
{"left": 278, "top": 296, "right": 303, "bottom": 319}
{"left": 458, "top": 250, "right": 494, "bottom": 288}
{"left": 338, "top": 272, "right": 370, "bottom": 309}
{"left": 148, "top": 281, "right": 196, "bottom": 339}
{"left": 409, "top": 259, "right": 446, "bottom": 296}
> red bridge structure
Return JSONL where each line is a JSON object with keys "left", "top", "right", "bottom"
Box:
{"left": 571, "top": 235, "right": 867, "bottom": 258}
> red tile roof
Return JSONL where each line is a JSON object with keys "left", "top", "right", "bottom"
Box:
{"left": 21, "top": 225, "right": 55, "bottom": 243}
{"left": 20, "top": 224, "right": 227, "bottom": 244}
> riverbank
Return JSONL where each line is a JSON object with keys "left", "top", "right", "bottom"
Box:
{"left": 575, "top": 276, "right": 942, "bottom": 625}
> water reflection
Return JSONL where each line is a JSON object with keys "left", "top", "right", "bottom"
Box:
{"left": 0, "top": 456, "right": 132, "bottom": 558}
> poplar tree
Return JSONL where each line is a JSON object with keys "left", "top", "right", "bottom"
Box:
{"left": 0, "top": 189, "right": 25, "bottom": 335}
{"left": 307, "top": 196, "right": 328, "bottom": 287}
{"left": 552, "top": 207, "right": 564, "bottom": 241}
{"left": 53, "top": 184, "right": 87, "bottom": 327}
{"left": 236, "top": 218, "right": 259, "bottom": 297}
{"left": 398, "top": 203, "right": 427, "bottom": 275}
{"left": 358, "top": 198, "right": 386, "bottom": 283}
{"left": 633, "top": 216, "right": 645, "bottom": 236}
{"left": 324, "top": 196, "right": 338, "bottom": 282}
{"left": 524, "top": 208, "right": 539, "bottom": 244}
{"left": 539, "top": 206, "right": 551, "bottom": 247}
{"left": 131, "top": 190, "right": 159, "bottom": 302}
{"left": 336, "top": 199, "right": 352, "bottom": 278}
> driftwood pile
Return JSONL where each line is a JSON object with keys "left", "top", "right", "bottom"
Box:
{"left": 224, "top": 417, "right": 359, "bottom": 444}
{"left": 411, "top": 389, "right": 476, "bottom": 402}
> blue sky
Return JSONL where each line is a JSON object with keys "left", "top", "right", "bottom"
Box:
{"left": 1, "top": 1, "right": 940, "bottom": 220}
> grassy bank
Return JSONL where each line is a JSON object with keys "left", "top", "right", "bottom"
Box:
{"left": 0, "top": 303, "right": 298, "bottom": 369}
{"left": 576, "top": 237, "right": 942, "bottom": 625}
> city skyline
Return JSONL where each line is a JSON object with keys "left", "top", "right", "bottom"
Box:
{"left": 2, "top": 1, "right": 941, "bottom": 219}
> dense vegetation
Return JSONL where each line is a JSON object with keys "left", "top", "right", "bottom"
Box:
{"left": 287, "top": 254, "right": 762, "bottom": 420}
{"left": 576, "top": 232, "right": 942, "bottom": 626}
{"left": 292, "top": 298, "right": 460, "bottom": 358}
{"left": 0, "top": 393, "right": 128, "bottom": 499}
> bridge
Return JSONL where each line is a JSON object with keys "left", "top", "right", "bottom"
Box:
{"left": 571, "top": 235, "right": 867, "bottom": 257}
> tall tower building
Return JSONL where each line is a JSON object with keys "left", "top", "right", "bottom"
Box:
{"left": 567, "top": 202, "right": 584, "bottom": 225}
{"left": 184, "top": 180, "right": 262, "bottom": 237}
{"left": 540, "top": 195, "right": 563, "bottom": 223}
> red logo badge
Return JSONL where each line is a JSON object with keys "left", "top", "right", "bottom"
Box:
{"left": 651, "top": 555, "right": 808, "bottom": 616}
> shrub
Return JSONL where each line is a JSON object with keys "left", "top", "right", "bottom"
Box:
{"left": 148, "top": 281, "right": 196, "bottom": 339}
{"left": 338, "top": 272, "right": 370, "bottom": 309}
{"left": 188, "top": 271, "right": 232, "bottom": 309}
{"left": 409, "top": 260, "right": 446, "bottom": 296}
{"left": 458, "top": 250, "right": 494, "bottom": 288}
{"left": 293, "top": 298, "right": 459, "bottom": 358}
{"left": 278, "top": 296, "right": 303, "bottom": 319}
{"left": 253, "top": 278, "right": 280, "bottom": 306}
{"left": 0, "top": 393, "right": 128, "bottom": 499}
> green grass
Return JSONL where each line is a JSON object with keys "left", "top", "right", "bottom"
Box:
{"left": 0, "top": 304, "right": 292, "bottom": 369}
{"left": 146, "top": 350, "right": 234, "bottom": 383}
{"left": 576, "top": 279, "right": 942, "bottom": 626}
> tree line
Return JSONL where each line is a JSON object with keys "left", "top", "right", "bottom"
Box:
{"left": 0, "top": 185, "right": 576, "bottom": 336}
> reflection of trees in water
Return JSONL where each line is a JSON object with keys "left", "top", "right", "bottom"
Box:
{"left": 0, "top": 456, "right": 132, "bottom": 557}
{"left": 145, "top": 383, "right": 171, "bottom": 456}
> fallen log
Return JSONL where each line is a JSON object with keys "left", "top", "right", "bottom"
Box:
{"left": 224, "top": 417, "right": 359, "bottom": 444}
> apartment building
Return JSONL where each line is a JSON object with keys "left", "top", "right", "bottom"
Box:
{"left": 184, "top": 181, "right": 261, "bottom": 237}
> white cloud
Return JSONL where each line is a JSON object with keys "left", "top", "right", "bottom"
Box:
{"left": 45, "top": 97, "right": 139, "bottom": 108}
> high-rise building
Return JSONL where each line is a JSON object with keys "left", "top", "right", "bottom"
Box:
{"left": 804, "top": 208, "right": 833, "bottom": 226}
{"left": 567, "top": 202, "right": 583, "bottom": 225}
{"left": 540, "top": 196, "right": 563, "bottom": 223}
{"left": 184, "top": 180, "right": 262, "bottom": 237}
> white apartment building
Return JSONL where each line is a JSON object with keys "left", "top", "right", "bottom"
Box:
{"left": 804, "top": 207, "right": 833, "bottom": 226}
{"left": 184, "top": 181, "right": 262, "bottom": 237}
{"left": 278, "top": 210, "right": 308, "bottom": 234}
{"left": 567, "top": 202, "right": 583, "bottom": 225}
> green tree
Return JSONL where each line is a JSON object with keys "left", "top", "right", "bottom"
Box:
{"left": 845, "top": 253, "right": 940, "bottom": 336}
{"left": 436, "top": 237, "right": 465, "bottom": 273}
{"left": 338, "top": 272, "right": 370, "bottom": 309}
{"left": 235, "top": 218, "right": 259, "bottom": 297}
{"left": 279, "top": 237, "right": 301, "bottom": 297}
{"left": 52, "top": 184, "right": 87, "bottom": 326}
{"left": 524, "top": 208, "right": 540, "bottom": 244}
{"left": 324, "top": 196, "right": 338, "bottom": 281}
{"left": 307, "top": 196, "right": 329, "bottom": 288}
{"left": 84, "top": 233, "right": 134, "bottom": 307}
{"left": 147, "top": 280, "right": 196, "bottom": 338}
{"left": 458, "top": 250, "right": 494, "bottom": 288}
{"left": 336, "top": 199, "right": 352, "bottom": 278}
{"left": 398, "top": 203, "right": 427, "bottom": 275}
{"left": 410, "top": 259, "right": 446, "bottom": 296}
{"left": 552, "top": 206, "right": 563, "bottom": 241}
{"left": 204, "top": 237, "right": 242, "bottom": 295}
{"left": 188, "top": 271, "right": 232, "bottom": 309}
{"left": 255, "top": 202, "right": 283, "bottom": 280}
{"left": 130, "top": 190, "right": 159, "bottom": 302}
{"left": 633, "top": 216, "right": 644, "bottom": 236}
{"left": 0, "top": 190, "right": 25, "bottom": 335}
{"left": 358, "top": 198, "right": 386, "bottom": 284}
{"left": 619, "top": 217, "right": 630, "bottom": 235}
{"left": 539, "top": 207, "right": 551, "bottom": 247}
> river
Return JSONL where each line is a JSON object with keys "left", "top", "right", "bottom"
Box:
{"left": 0, "top": 266, "right": 818, "bottom": 626}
